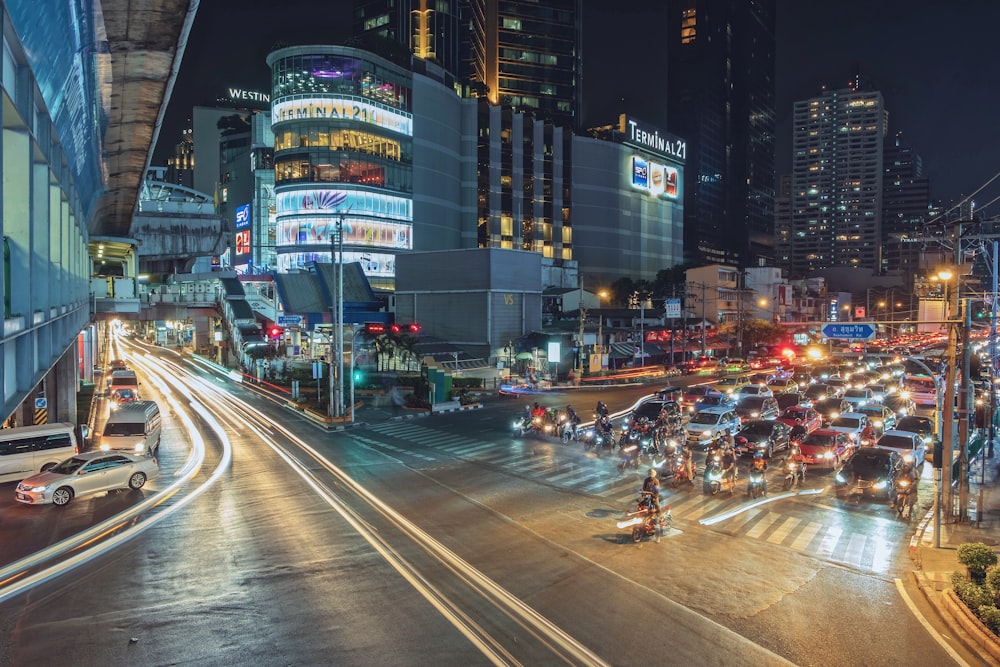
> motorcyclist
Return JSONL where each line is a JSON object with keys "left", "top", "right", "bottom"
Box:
{"left": 680, "top": 445, "right": 695, "bottom": 482}
{"left": 530, "top": 402, "right": 546, "bottom": 420}
{"left": 705, "top": 437, "right": 723, "bottom": 467}
{"left": 748, "top": 451, "right": 768, "bottom": 496}
{"left": 563, "top": 404, "right": 581, "bottom": 438}
{"left": 596, "top": 400, "right": 609, "bottom": 419}
{"left": 860, "top": 421, "right": 876, "bottom": 446}
{"left": 724, "top": 428, "right": 736, "bottom": 450}
{"left": 642, "top": 468, "right": 662, "bottom": 515}
{"left": 894, "top": 457, "right": 920, "bottom": 510}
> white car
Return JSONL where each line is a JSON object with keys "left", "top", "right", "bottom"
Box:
{"left": 826, "top": 412, "right": 870, "bottom": 443}
{"left": 841, "top": 387, "right": 874, "bottom": 409}
{"left": 876, "top": 429, "right": 926, "bottom": 467}
{"left": 683, "top": 407, "right": 742, "bottom": 448}
{"left": 734, "top": 385, "right": 774, "bottom": 400}
{"left": 15, "top": 450, "right": 159, "bottom": 506}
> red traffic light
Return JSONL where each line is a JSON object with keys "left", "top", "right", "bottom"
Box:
{"left": 269, "top": 326, "right": 282, "bottom": 339}
{"left": 408, "top": 323, "right": 420, "bottom": 333}
{"left": 390, "top": 323, "right": 401, "bottom": 333}
{"left": 364, "top": 322, "right": 385, "bottom": 335}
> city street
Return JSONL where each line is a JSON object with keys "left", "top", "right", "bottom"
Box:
{"left": 0, "top": 343, "right": 980, "bottom": 666}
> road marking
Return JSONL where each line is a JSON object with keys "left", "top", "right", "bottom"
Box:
{"left": 894, "top": 578, "right": 972, "bottom": 667}
{"left": 869, "top": 539, "right": 895, "bottom": 574}
{"left": 746, "top": 513, "right": 780, "bottom": 539}
{"left": 815, "top": 525, "right": 843, "bottom": 558}
{"left": 789, "top": 521, "right": 823, "bottom": 551}
{"left": 724, "top": 507, "right": 763, "bottom": 532}
{"left": 766, "top": 516, "right": 802, "bottom": 544}
{"left": 842, "top": 533, "right": 867, "bottom": 564}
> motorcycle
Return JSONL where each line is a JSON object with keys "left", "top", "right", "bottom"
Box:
{"left": 703, "top": 457, "right": 735, "bottom": 496}
{"left": 671, "top": 455, "right": 694, "bottom": 488}
{"left": 512, "top": 415, "right": 533, "bottom": 437}
{"left": 617, "top": 443, "right": 640, "bottom": 473}
{"left": 593, "top": 426, "right": 617, "bottom": 456}
{"left": 561, "top": 420, "right": 581, "bottom": 443}
{"left": 617, "top": 499, "right": 672, "bottom": 543}
{"left": 783, "top": 459, "right": 807, "bottom": 490}
{"left": 894, "top": 478, "right": 916, "bottom": 519}
{"left": 746, "top": 468, "right": 767, "bottom": 499}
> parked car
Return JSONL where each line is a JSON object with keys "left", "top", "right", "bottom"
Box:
{"left": 683, "top": 407, "right": 742, "bottom": 448}
{"left": 834, "top": 448, "right": 902, "bottom": 500}
{"left": 841, "top": 387, "right": 874, "bottom": 409}
{"left": 775, "top": 406, "right": 823, "bottom": 433}
{"left": 734, "top": 420, "right": 792, "bottom": 458}
{"left": 813, "top": 397, "right": 852, "bottom": 425}
{"left": 854, "top": 404, "right": 897, "bottom": 435}
{"left": 15, "top": 450, "right": 159, "bottom": 506}
{"left": 827, "top": 412, "right": 870, "bottom": 443}
{"left": 734, "top": 396, "right": 780, "bottom": 423}
{"left": 734, "top": 384, "right": 774, "bottom": 400}
{"left": 775, "top": 392, "right": 807, "bottom": 411}
{"left": 797, "top": 428, "right": 855, "bottom": 468}
{"left": 875, "top": 429, "right": 926, "bottom": 468}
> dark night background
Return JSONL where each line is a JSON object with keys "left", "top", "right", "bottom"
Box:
{"left": 155, "top": 0, "right": 1000, "bottom": 206}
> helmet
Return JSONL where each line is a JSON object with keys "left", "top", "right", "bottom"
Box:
{"left": 533, "top": 402, "right": 540, "bottom": 408}
{"left": 754, "top": 451, "right": 764, "bottom": 459}
{"left": 648, "top": 469, "right": 657, "bottom": 478}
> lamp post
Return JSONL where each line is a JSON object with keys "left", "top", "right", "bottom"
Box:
{"left": 329, "top": 212, "right": 346, "bottom": 420}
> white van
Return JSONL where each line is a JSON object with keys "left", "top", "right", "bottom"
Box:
{"left": 107, "top": 369, "right": 139, "bottom": 395}
{"left": 0, "top": 422, "right": 80, "bottom": 483}
{"left": 99, "top": 400, "right": 162, "bottom": 456}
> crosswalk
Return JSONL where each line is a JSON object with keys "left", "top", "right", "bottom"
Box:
{"left": 361, "top": 421, "right": 909, "bottom": 573}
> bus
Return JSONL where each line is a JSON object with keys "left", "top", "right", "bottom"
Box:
{"left": 902, "top": 374, "right": 939, "bottom": 407}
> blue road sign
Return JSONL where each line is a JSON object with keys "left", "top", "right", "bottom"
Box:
{"left": 821, "top": 322, "right": 876, "bottom": 340}
{"left": 277, "top": 315, "right": 302, "bottom": 326}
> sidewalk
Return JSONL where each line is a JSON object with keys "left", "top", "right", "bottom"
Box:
{"left": 912, "top": 440, "right": 1000, "bottom": 663}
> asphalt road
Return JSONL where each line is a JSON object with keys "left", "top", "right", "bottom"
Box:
{"left": 0, "top": 346, "right": 980, "bottom": 666}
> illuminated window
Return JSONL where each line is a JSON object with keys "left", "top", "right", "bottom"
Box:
{"left": 681, "top": 8, "right": 696, "bottom": 44}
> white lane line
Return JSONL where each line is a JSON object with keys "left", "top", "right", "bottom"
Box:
{"left": 746, "top": 513, "right": 781, "bottom": 539}
{"left": 894, "top": 578, "right": 972, "bottom": 667}
{"left": 766, "top": 516, "right": 802, "bottom": 544}
{"left": 789, "top": 522, "right": 823, "bottom": 551}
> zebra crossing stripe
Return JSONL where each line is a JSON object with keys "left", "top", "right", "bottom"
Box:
{"left": 567, "top": 470, "right": 606, "bottom": 488}
{"left": 869, "top": 539, "right": 894, "bottom": 574}
{"left": 766, "top": 516, "right": 802, "bottom": 544}
{"left": 814, "top": 526, "right": 843, "bottom": 558}
{"left": 842, "top": 533, "right": 867, "bottom": 564}
{"left": 789, "top": 522, "right": 824, "bottom": 551}
{"left": 746, "top": 513, "right": 781, "bottom": 539}
{"left": 722, "top": 507, "right": 763, "bottom": 531}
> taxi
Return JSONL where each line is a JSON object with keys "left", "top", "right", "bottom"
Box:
{"left": 711, "top": 375, "right": 751, "bottom": 395}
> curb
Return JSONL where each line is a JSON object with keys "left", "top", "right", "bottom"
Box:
{"left": 943, "top": 587, "right": 1000, "bottom": 663}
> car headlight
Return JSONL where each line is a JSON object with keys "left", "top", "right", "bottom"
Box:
{"left": 513, "top": 421, "right": 522, "bottom": 429}
{"left": 99, "top": 444, "right": 110, "bottom": 451}
{"left": 830, "top": 412, "right": 839, "bottom": 420}
{"left": 835, "top": 473, "right": 845, "bottom": 483}
{"left": 902, "top": 453, "right": 913, "bottom": 463}
{"left": 27, "top": 484, "right": 48, "bottom": 492}
{"left": 751, "top": 412, "right": 760, "bottom": 417}
{"left": 823, "top": 451, "right": 834, "bottom": 459}
{"left": 702, "top": 430, "right": 712, "bottom": 437}
{"left": 874, "top": 480, "right": 888, "bottom": 489}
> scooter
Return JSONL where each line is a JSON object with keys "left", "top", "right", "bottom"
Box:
{"left": 746, "top": 468, "right": 767, "bottom": 499}
{"left": 671, "top": 455, "right": 694, "bottom": 488}
{"left": 783, "top": 459, "right": 807, "bottom": 490}
{"left": 617, "top": 443, "right": 640, "bottom": 473}
{"left": 617, "top": 502, "right": 673, "bottom": 543}
{"left": 703, "top": 457, "right": 735, "bottom": 496}
{"left": 894, "top": 478, "right": 916, "bottom": 519}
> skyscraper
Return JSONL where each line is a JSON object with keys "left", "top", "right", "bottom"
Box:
{"left": 467, "top": 0, "right": 583, "bottom": 128}
{"left": 352, "top": 0, "right": 463, "bottom": 79}
{"left": 789, "top": 85, "right": 887, "bottom": 276}
{"left": 881, "top": 132, "right": 931, "bottom": 277}
{"left": 666, "top": 0, "right": 776, "bottom": 269}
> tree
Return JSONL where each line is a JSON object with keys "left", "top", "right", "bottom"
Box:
{"left": 372, "top": 334, "right": 396, "bottom": 372}
{"left": 718, "top": 318, "right": 784, "bottom": 352}
{"left": 609, "top": 277, "right": 636, "bottom": 307}
{"left": 653, "top": 262, "right": 699, "bottom": 297}
{"left": 395, "top": 334, "right": 419, "bottom": 372}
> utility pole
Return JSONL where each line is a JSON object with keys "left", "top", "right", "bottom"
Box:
{"left": 959, "top": 298, "right": 972, "bottom": 520}
{"left": 329, "top": 211, "right": 346, "bottom": 420}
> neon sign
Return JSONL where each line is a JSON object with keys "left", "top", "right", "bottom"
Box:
{"left": 272, "top": 96, "right": 412, "bottom": 136}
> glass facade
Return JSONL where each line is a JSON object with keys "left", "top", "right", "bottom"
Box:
{"left": 267, "top": 47, "right": 414, "bottom": 289}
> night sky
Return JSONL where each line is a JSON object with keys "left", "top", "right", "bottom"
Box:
{"left": 156, "top": 0, "right": 1000, "bottom": 207}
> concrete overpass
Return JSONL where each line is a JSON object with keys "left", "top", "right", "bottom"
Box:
{"left": 1, "top": 0, "right": 217, "bottom": 425}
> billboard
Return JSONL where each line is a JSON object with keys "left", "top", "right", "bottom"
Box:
{"left": 630, "top": 156, "right": 680, "bottom": 200}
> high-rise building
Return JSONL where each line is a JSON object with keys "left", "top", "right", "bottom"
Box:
{"left": 881, "top": 132, "right": 931, "bottom": 277}
{"left": 666, "top": 0, "right": 776, "bottom": 269}
{"left": 352, "top": 0, "right": 463, "bottom": 79}
{"left": 789, "top": 85, "right": 887, "bottom": 276}
{"left": 467, "top": 0, "right": 583, "bottom": 129}
{"left": 165, "top": 128, "right": 194, "bottom": 189}
{"left": 773, "top": 174, "right": 792, "bottom": 268}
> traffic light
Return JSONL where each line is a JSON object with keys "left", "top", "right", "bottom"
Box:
{"left": 268, "top": 326, "right": 282, "bottom": 339}
{"left": 353, "top": 369, "right": 363, "bottom": 382}
{"left": 364, "top": 322, "right": 385, "bottom": 335}
{"left": 390, "top": 323, "right": 401, "bottom": 334}
{"left": 407, "top": 322, "right": 420, "bottom": 333}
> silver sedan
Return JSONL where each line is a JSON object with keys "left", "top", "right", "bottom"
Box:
{"left": 15, "top": 450, "right": 158, "bottom": 506}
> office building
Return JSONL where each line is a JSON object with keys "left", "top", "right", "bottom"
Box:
{"left": 789, "top": 85, "right": 887, "bottom": 276}
{"left": 468, "top": 0, "right": 583, "bottom": 128}
{"left": 881, "top": 133, "right": 931, "bottom": 278}
{"left": 352, "top": 0, "right": 463, "bottom": 80}
{"left": 666, "top": 0, "right": 776, "bottom": 268}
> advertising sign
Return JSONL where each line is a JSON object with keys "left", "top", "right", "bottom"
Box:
{"left": 665, "top": 298, "right": 681, "bottom": 319}
{"left": 619, "top": 114, "right": 686, "bottom": 163}
{"left": 272, "top": 97, "right": 413, "bottom": 136}
{"left": 630, "top": 156, "right": 680, "bottom": 200}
